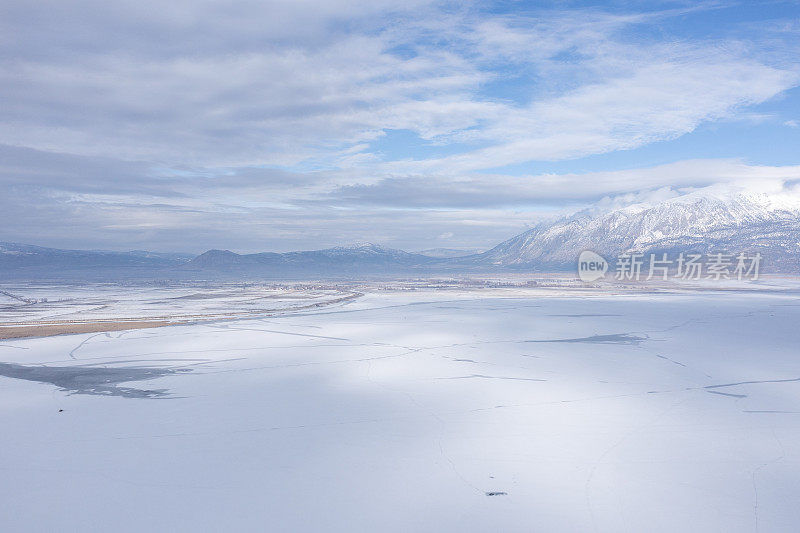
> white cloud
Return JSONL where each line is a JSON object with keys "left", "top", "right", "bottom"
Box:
{"left": 1, "top": 2, "right": 796, "bottom": 170}
{"left": 383, "top": 50, "right": 798, "bottom": 173}
{"left": 325, "top": 159, "right": 800, "bottom": 209}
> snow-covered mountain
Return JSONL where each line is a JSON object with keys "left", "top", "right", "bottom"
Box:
{"left": 477, "top": 191, "right": 800, "bottom": 271}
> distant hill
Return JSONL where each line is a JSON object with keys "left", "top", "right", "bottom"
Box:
{"left": 0, "top": 242, "right": 193, "bottom": 279}
{"left": 181, "top": 243, "right": 437, "bottom": 278}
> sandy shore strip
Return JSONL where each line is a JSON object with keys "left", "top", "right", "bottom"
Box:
{"left": 0, "top": 290, "right": 364, "bottom": 340}
{"left": 0, "top": 320, "right": 176, "bottom": 339}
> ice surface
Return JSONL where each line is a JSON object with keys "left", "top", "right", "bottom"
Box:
{"left": 1, "top": 286, "right": 800, "bottom": 531}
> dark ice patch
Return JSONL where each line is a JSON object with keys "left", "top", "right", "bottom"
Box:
{"left": 546, "top": 314, "right": 623, "bottom": 317}
{"left": 706, "top": 390, "right": 747, "bottom": 399}
{"left": 439, "top": 374, "right": 546, "bottom": 382}
{"left": 525, "top": 333, "right": 647, "bottom": 345}
{"left": 0, "top": 361, "right": 191, "bottom": 398}
{"left": 705, "top": 377, "right": 800, "bottom": 389}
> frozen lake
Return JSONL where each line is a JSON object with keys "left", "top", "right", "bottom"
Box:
{"left": 1, "top": 287, "right": 799, "bottom": 531}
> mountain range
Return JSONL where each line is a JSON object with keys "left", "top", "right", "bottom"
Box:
{"left": 182, "top": 243, "right": 436, "bottom": 277}
{"left": 2, "top": 190, "right": 799, "bottom": 279}
{"left": 0, "top": 242, "right": 193, "bottom": 279}
{"left": 479, "top": 190, "right": 800, "bottom": 272}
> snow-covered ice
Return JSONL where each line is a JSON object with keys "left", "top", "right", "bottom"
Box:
{"left": 1, "top": 287, "right": 800, "bottom": 531}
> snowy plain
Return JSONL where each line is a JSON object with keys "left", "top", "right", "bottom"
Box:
{"left": 1, "top": 284, "right": 800, "bottom": 532}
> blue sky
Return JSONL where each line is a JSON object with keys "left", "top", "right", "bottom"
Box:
{"left": 0, "top": 0, "right": 799, "bottom": 252}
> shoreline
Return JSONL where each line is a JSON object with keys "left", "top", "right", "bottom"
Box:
{"left": 0, "top": 320, "right": 176, "bottom": 339}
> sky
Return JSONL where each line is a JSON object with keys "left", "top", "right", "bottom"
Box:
{"left": 1, "top": 0, "right": 799, "bottom": 253}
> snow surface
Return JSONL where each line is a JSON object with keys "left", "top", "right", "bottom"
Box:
{"left": 1, "top": 287, "right": 800, "bottom": 531}
{"left": 0, "top": 283, "right": 352, "bottom": 325}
